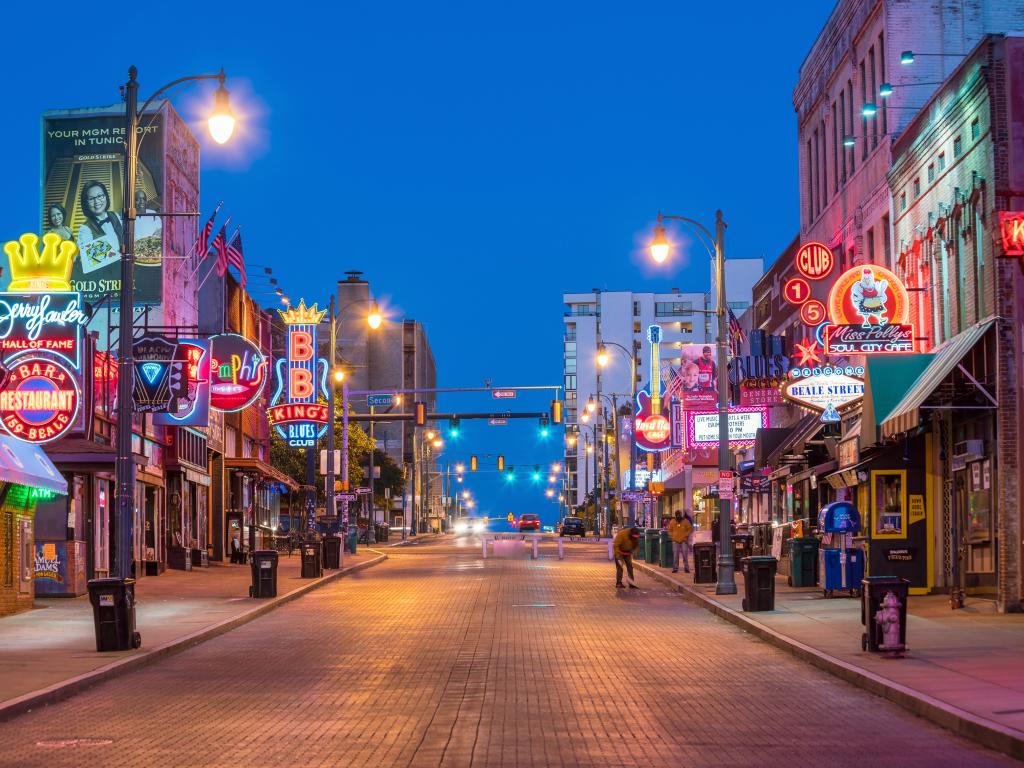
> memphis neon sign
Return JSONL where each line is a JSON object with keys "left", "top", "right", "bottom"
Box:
{"left": 209, "top": 333, "right": 268, "bottom": 412}
{"left": 270, "top": 300, "right": 329, "bottom": 448}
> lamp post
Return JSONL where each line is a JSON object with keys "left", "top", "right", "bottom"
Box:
{"left": 649, "top": 210, "right": 736, "bottom": 596}
{"left": 598, "top": 340, "right": 636, "bottom": 524}
{"left": 583, "top": 400, "right": 601, "bottom": 535}
{"left": 114, "top": 66, "right": 233, "bottom": 581}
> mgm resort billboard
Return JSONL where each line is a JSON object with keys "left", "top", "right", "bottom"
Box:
{"left": 39, "top": 104, "right": 199, "bottom": 307}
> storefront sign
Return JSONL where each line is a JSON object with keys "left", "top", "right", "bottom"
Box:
{"left": 909, "top": 495, "right": 925, "bottom": 524}
{"left": 739, "top": 376, "right": 785, "bottom": 407}
{"left": 686, "top": 407, "right": 767, "bottom": 448}
{"left": 999, "top": 211, "right": 1024, "bottom": 257}
{"left": 794, "top": 241, "right": 834, "bottom": 280}
{"left": 0, "top": 357, "right": 80, "bottom": 443}
{"left": 838, "top": 436, "right": 859, "bottom": 468}
{"left": 271, "top": 300, "right": 329, "bottom": 448}
{"left": 782, "top": 366, "right": 865, "bottom": 415}
{"left": 635, "top": 325, "right": 674, "bottom": 452}
{"left": 153, "top": 338, "right": 211, "bottom": 426}
{"left": 824, "top": 265, "right": 914, "bottom": 354}
{"left": 132, "top": 335, "right": 187, "bottom": 413}
{"left": 885, "top": 547, "right": 916, "bottom": 562}
{"left": 209, "top": 333, "right": 269, "bottom": 412}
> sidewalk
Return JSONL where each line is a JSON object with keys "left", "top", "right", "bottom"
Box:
{"left": 0, "top": 549, "right": 386, "bottom": 719}
{"left": 635, "top": 559, "right": 1024, "bottom": 760}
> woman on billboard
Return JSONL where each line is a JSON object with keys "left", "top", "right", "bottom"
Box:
{"left": 76, "top": 181, "right": 123, "bottom": 273}
{"left": 46, "top": 204, "right": 73, "bottom": 240}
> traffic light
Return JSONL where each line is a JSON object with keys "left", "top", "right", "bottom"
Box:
{"left": 414, "top": 401, "right": 426, "bottom": 426}
{"left": 448, "top": 417, "right": 460, "bottom": 438}
{"left": 531, "top": 465, "right": 540, "bottom": 482}
{"left": 497, "top": 455, "right": 505, "bottom": 471}
{"left": 505, "top": 466, "right": 515, "bottom": 482}
{"left": 470, "top": 455, "right": 478, "bottom": 472}
{"left": 539, "top": 416, "right": 550, "bottom": 438}
{"left": 550, "top": 399, "right": 563, "bottom": 425}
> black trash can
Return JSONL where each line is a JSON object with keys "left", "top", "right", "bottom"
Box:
{"left": 323, "top": 535, "right": 341, "bottom": 570}
{"left": 788, "top": 536, "right": 819, "bottom": 587}
{"left": 249, "top": 550, "right": 279, "bottom": 598}
{"left": 301, "top": 541, "right": 323, "bottom": 578}
{"left": 861, "top": 576, "right": 910, "bottom": 652}
{"left": 87, "top": 577, "right": 141, "bottom": 652}
{"left": 693, "top": 542, "right": 717, "bottom": 584}
{"left": 731, "top": 533, "right": 754, "bottom": 567}
{"left": 741, "top": 556, "right": 778, "bottom": 611}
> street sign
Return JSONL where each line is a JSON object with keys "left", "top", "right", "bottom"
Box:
{"left": 621, "top": 491, "right": 645, "bottom": 502}
{"left": 507, "top": 512, "right": 514, "bottom": 522}
{"left": 336, "top": 492, "right": 357, "bottom": 502}
{"left": 488, "top": 418, "right": 508, "bottom": 425}
{"left": 367, "top": 394, "right": 394, "bottom": 408}
{"left": 491, "top": 389, "right": 516, "bottom": 399}
{"left": 718, "top": 470, "right": 734, "bottom": 500}
{"left": 355, "top": 487, "right": 371, "bottom": 495}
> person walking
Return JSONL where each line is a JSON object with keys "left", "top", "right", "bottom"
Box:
{"left": 612, "top": 526, "right": 641, "bottom": 589}
{"left": 668, "top": 510, "right": 694, "bottom": 573}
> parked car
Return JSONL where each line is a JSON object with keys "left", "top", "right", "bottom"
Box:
{"left": 518, "top": 513, "right": 541, "bottom": 532}
{"left": 558, "top": 516, "right": 586, "bottom": 537}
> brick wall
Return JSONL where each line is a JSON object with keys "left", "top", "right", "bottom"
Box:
{"left": 0, "top": 505, "right": 35, "bottom": 618}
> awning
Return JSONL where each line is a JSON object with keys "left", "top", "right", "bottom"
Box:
{"left": 879, "top": 319, "right": 997, "bottom": 440}
{"left": 224, "top": 457, "right": 299, "bottom": 491}
{"left": 764, "top": 414, "right": 822, "bottom": 469}
{"left": 0, "top": 436, "right": 68, "bottom": 495}
{"left": 862, "top": 354, "right": 933, "bottom": 447}
{"left": 754, "top": 428, "right": 793, "bottom": 468}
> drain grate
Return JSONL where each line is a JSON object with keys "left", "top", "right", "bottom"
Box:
{"left": 37, "top": 738, "right": 113, "bottom": 749}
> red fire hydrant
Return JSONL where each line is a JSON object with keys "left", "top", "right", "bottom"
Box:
{"left": 875, "top": 590, "right": 905, "bottom": 655}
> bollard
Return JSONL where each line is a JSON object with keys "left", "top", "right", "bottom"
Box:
{"left": 607, "top": 540, "right": 614, "bottom": 561}
{"left": 558, "top": 539, "right": 564, "bottom": 560}
{"left": 531, "top": 538, "right": 539, "bottom": 560}
{"left": 482, "top": 536, "right": 488, "bottom": 559}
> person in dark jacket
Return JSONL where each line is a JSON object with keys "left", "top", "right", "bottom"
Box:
{"left": 612, "top": 526, "right": 641, "bottom": 588}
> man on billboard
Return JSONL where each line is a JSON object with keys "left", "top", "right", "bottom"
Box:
{"left": 696, "top": 345, "right": 717, "bottom": 390}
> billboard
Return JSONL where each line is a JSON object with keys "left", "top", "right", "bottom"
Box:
{"left": 686, "top": 407, "right": 768, "bottom": 448}
{"left": 671, "top": 343, "right": 719, "bottom": 409}
{"left": 40, "top": 106, "right": 190, "bottom": 306}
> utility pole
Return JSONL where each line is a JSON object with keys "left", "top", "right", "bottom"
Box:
{"left": 326, "top": 296, "right": 338, "bottom": 559}
{"left": 713, "top": 211, "right": 736, "bottom": 595}
{"left": 368, "top": 405, "right": 376, "bottom": 544}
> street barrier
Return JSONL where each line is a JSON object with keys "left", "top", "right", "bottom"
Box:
{"left": 482, "top": 533, "right": 540, "bottom": 560}
{"left": 555, "top": 537, "right": 614, "bottom": 560}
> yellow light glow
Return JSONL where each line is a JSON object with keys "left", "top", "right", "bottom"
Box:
{"left": 580, "top": 413, "right": 589, "bottom": 423}
{"left": 425, "top": 430, "right": 435, "bottom": 440}
{"left": 333, "top": 369, "right": 345, "bottom": 383}
{"left": 462, "top": 490, "right": 469, "bottom": 499}
{"left": 551, "top": 462, "right": 561, "bottom": 472}
{"left": 466, "top": 499, "right": 475, "bottom": 509}
{"left": 4, "top": 233, "right": 77, "bottom": 292}
{"left": 208, "top": 83, "right": 235, "bottom": 145}
{"left": 567, "top": 436, "right": 577, "bottom": 446}
{"left": 548, "top": 475, "right": 556, "bottom": 483}
{"left": 585, "top": 400, "right": 596, "bottom": 414}
{"left": 456, "top": 463, "right": 465, "bottom": 473}
{"left": 432, "top": 438, "right": 443, "bottom": 448}
{"left": 394, "top": 394, "right": 402, "bottom": 405}
{"left": 650, "top": 222, "right": 670, "bottom": 263}
{"left": 367, "top": 301, "right": 383, "bottom": 330}
{"left": 546, "top": 489, "right": 554, "bottom": 498}
{"left": 596, "top": 348, "right": 609, "bottom": 367}
{"left": 586, "top": 445, "right": 594, "bottom": 454}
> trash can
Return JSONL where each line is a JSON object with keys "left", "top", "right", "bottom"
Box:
{"left": 301, "top": 541, "right": 323, "bottom": 578}
{"left": 693, "top": 542, "right": 717, "bottom": 584}
{"left": 788, "top": 536, "right": 819, "bottom": 587}
{"left": 731, "top": 533, "right": 754, "bottom": 567}
{"left": 636, "top": 529, "right": 647, "bottom": 558}
{"left": 645, "top": 529, "right": 660, "bottom": 564}
{"left": 741, "top": 556, "right": 778, "bottom": 612}
{"left": 322, "top": 535, "right": 341, "bottom": 569}
{"left": 249, "top": 550, "right": 279, "bottom": 598}
{"left": 659, "top": 530, "right": 674, "bottom": 568}
{"left": 87, "top": 577, "right": 141, "bottom": 652}
{"left": 823, "top": 547, "right": 865, "bottom": 597}
{"left": 347, "top": 528, "right": 358, "bottom": 554}
{"left": 861, "top": 576, "right": 910, "bottom": 652}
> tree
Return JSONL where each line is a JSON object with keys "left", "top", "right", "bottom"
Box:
{"left": 372, "top": 449, "right": 405, "bottom": 508}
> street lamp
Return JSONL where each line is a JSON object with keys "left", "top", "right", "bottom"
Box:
{"left": 367, "top": 301, "right": 383, "bottom": 330}
{"left": 596, "top": 345, "right": 610, "bottom": 368}
{"left": 114, "top": 65, "right": 233, "bottom": 582}
{"left": 648, "top": 210, "right": 736, "bottom": 596}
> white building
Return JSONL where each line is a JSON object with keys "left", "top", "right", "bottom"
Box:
{"left": 562, "top": 258, "right": 763, "bottom": 508}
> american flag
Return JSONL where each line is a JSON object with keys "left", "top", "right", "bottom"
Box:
{"left": 226, "top": 228, "right": 247, "bottom": 288}
{"left": 728, "top": 308, "right": 746, "bottom": 356}
{"left": 192, "top": 200, "right": 223, "bottom": 260}
{"left": 211, "top": 219, "right": 231, "bottom": 276}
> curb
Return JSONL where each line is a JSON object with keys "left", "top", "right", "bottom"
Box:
{"left": 634, "top": 561, "right": 1024, "bottom": 761}
{"left": 0, "top": 553, "right": 388, "bottom": 723}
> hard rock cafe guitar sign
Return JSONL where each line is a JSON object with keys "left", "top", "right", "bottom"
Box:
{"left": 634, "top": 325, "right": 674, "bottom": 452}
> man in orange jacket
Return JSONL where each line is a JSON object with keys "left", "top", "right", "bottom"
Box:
{"left": 612, "top": 526, "right": 641, "bottom": 588}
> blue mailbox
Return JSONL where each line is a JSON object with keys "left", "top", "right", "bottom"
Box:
{"left": 818, "top": 501, "right": 861, "bottom": 534}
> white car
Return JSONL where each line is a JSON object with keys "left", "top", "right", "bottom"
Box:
{"left": 454, "top": 517, "right": 486, "bottom": 535}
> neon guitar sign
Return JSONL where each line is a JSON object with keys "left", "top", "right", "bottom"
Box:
{"left": 634, "top": 324, "right": 673, "bottom": 452}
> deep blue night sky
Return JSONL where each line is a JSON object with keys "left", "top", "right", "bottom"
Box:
{"left": 2, "top": 1, "right": 835, "bottom": 525}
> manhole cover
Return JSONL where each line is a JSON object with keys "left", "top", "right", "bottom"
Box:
{"left": 37, "top": 738, "right": 113, "bottom": 748}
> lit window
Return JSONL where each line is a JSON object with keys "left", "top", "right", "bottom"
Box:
{"left": 927, "top": 164, "right": 935, "bottom": 183}
{"left": 938, "top": 153, "right": 946, "bottom": 171}
{"left": 913, "top": 178, "right": 921, "bottom": 198}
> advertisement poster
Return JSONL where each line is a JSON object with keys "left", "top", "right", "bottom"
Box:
{"left": 41, "top": 108, "right": 166, "bottom": 305}
{"left": 686, "top": 407, "right": 768, "bottom": 448}
{"left": 33, "top": 541, "right": 86, "bottom": 595}
{"left": 673, "top": 344, "right": 718, "bottom": 409}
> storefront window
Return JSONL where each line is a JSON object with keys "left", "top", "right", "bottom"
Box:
{"left": 872, "top": 470, "right": 906, "bottom": 538}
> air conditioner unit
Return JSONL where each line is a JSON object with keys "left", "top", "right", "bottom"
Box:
{"left": 951, "top": 439, "right": 984, "bottom": 471}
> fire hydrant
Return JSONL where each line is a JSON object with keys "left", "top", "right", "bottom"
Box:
{"left": 875, "top": 590, "right": 904, "bottom": 654}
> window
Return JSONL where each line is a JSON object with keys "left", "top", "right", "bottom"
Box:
{"left": 868, "top": 46, "right": 878, "bottom": 149}
{"left": 564, "top": 375, "right": 576, "bottom": 391}
{"left": 879, "top": 32, "right": 888, "bottom": 136}
{"left": 847, "top": 80, "right": 856, "bottom": 173}
{"left": 632, "top": 300, "right": 640, "bottom": 317}
{"left": 564, "top": 357, "right": 576, "bottom": 374}
{"left": 913, "top": 178, "right": 921, "bottom": 198}
{"left": 633, "top": 320, "right": 641, "bottom": 333}
{"left": 568, "top": 303, "right": 597, "bottom": 316}
{"left": 860, "top": 60, "right": 868, "bottom": 161}
{"left": 832, "top": 102, "right": 839, "bottom": 193}
{"left": 820, "top": 119, "right": 828, "bottom": 208}
{"left": 954, "top": 136, "right": 963, "bottom": 158}
{"left": 871, "top": 470, "right": 906, "bottom": 538}
{"left": 565, "top": 323, "right": 576, "bottom": 341}
{"left": 813, "top": 128, "right": 820, "bottom": 217}
{"left": 882, "top": 214, "right": 891, "bottom": 266}
{"left": 867, "top": 228, "right": 876, "bottom": 263}
{"left": 938, "top": 152, "right": 946, "bottom": 171}
{"left": 806, "top": 140, "right": 814, "bottom": 221}
{"left": 971, "top": 118, "right": 980, "bottom": 140}
{"left": 839, "top": 89, "right": 848, "bottom": 182}
{"left": 655, "top": 301, "right": 692, "bottom": 316}
{"left": 678, "top": 322, "right": 693, "bottom": 334}
{"left": 564, "top": 341, "right": 576, "bottom": 356}
{"left": 900, "top": 192, "right": 907, "bottom": 211}
{"left": 927, "top": 164, "right": 935, "bottom": 183}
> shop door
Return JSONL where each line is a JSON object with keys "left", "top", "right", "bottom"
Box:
{"left": 94, "top": 481, "right": 109, "bottom": 576}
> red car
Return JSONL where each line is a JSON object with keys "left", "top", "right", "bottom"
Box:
{"left": 518, "top": 514, "right": 541, "bottom": 532}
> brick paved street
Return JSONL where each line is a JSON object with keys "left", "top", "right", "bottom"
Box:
{"left": 0, "top": 538, "right": 1013, "bottom": 768}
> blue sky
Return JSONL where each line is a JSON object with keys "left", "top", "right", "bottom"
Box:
{"left": 1, "top": 0, "right": 835, "bottom": 525}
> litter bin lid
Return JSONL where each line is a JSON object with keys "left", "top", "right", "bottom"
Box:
{"left": 818, "top": 501, "right": 861, "bottom": 533}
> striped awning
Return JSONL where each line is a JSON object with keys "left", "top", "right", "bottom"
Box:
{"left": 880, "top": 319, "right": 996, "bottom": 440}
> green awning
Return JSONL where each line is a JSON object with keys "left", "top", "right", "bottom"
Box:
{"left": 878, "top": 319, "right": 996, "bottom": 441}
{"left": 862, "top": 354, "right": 933, "bottom": 447}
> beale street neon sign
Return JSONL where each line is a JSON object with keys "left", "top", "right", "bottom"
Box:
{"left": 0, "top": 357, "right": 80, "bottom": 443}
{"left": 270, "top": 300, "right": 329, "bottom": 448}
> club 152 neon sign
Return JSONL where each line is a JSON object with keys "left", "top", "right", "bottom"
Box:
{"left": 270, "top": 300, "right": 329, "bottom": 448}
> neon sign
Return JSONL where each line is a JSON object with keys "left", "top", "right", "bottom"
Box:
{"left": 270, "top": 300, "right": 329, "bottom": 448}
{"left": 0, "top": 357, "right": 80, "bottom": 443}
{"left": 634, "top": 325, "right": 674, "bottom": 452}
{"left": 794, "top": 241, "right": 834, "bottom": 280}
{"left": 209, "top": 333, "right": 268, "bottom": 412}
{"left": 686, "top": 407, "right": 767, "bottom": 448}
{"left": 999, "top": 212, "right": 1024, "bottom": 257}
{"left": 154, "top": 339, "right": 211, "bottom": 427}
{"left": 782, "top": 366, "right": 865, "bottom": 416}
{"left": 824, "top": 265, "right": 914, "bottom": 354}
{"left": 3, "top": 233, "right": 76, "bottom": 292}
